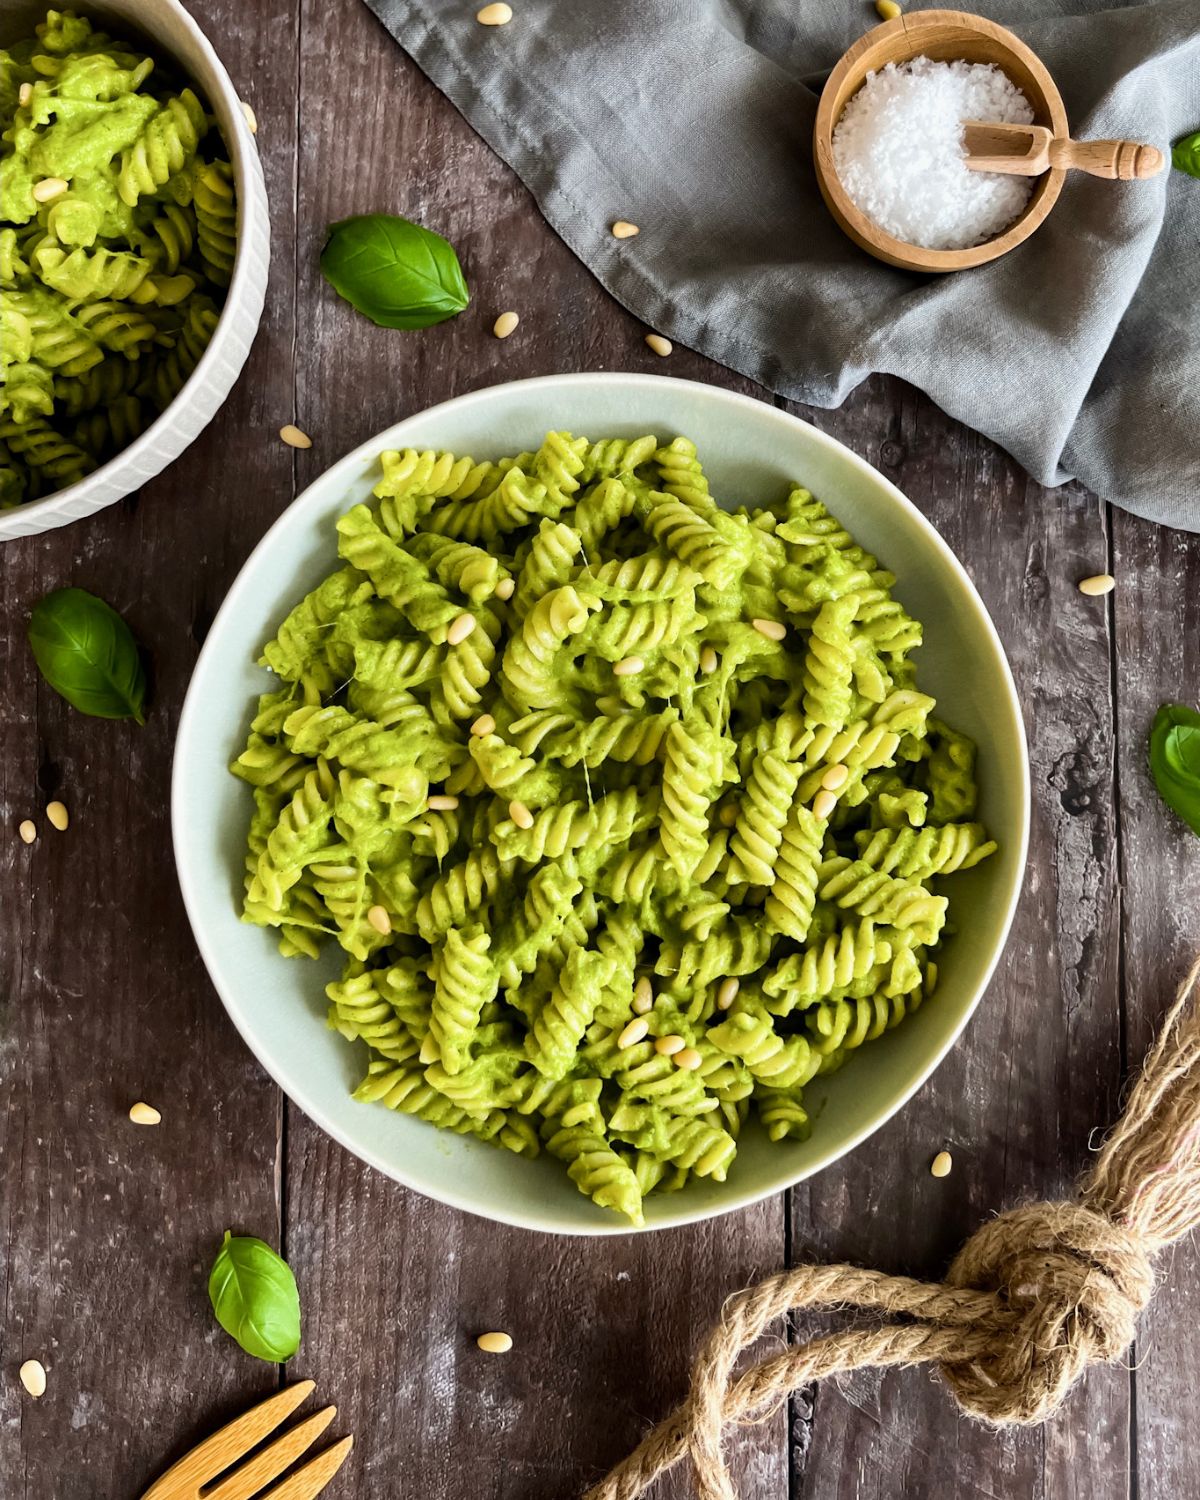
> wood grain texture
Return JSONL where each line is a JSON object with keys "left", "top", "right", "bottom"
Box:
{"left": 2, "top": 0, "right": 1198, "bottom": 1498}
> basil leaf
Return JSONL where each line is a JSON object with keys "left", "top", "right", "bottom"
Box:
{"left": 1149, "top": 703, "right": 1200, "bottom": 838}
{"left": 1172, "top": 131, "right": 1200, "bottom": 179}
{"left": 28, "top": 587, "right": 147, "bottom": 723}
{"left": 208, "top": 1231, "right": 301, "bottom": 1363}
{"left": 320, "top": 213, "right": 470, "bottom": 330}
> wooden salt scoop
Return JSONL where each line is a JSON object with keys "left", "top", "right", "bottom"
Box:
{"left": 963, "top": 120, "right": 1165, "bottom": 179}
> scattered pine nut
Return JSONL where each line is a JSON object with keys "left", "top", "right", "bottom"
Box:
{"left": 129, "top": 1102, "right": 162, "bottom": 1126}
{"left": 751, "top": 617, "right": 786, "bottom": 642}
{"left": 367, "top": 904, "right": 391, "bottom": 935}
{"left": 876, "top": 0, "right": 903, "bottom": 19}
{"left": 279, "top": 423, "right": 312, "bottom": 449}
{"left": 699, "top": 645, "right": 718, "bottom": 675}
{"left": 493, "top": 311, "right": 520, "bottom": 339}
{"left": 611, "top": 221, "right": 640, "bottom": 239}
{"left": 655, "top": 1034, "right": 686, "bottom": 1056}
{"left": 18, "top": 819, "right": 37, "bottom": 845}
{"left": 613, "top": 655, "right": 645, "bottom": 677}
{"left": 45, "top": 800, "right": 69, "bottom": 831}
{"left": 470, "top": 713, "right": 497, "bottom": 738}
{"left": 477, "top": 1330, "right": 513, "bottom": 1353}
{"left": 19, "top": 83, "right": 33, "bottom": 107}
{"left": 508, "top": 799, "right": 534, "bottom": 830}
{"left": 240, "top": 99, "right": 258, "bottom": 134}
{"left": 618, "top": 1017, "right": 650, "bottom": 1049}
{"left": 1078, "top": 574, "right": 1115, "bottom": 597}
{"left": 930, "top": 1150, "right": 953, "bottom": 1178}
{"left": 644, "top": 333, "right": 672, "bottom": 358}
{"left": 19, "top": 1359, "right": 46, "bottom": 1398}
{"left": 447, "top": 612, "right": 476, "bottom": 646}
{"left": 719, "top": 804, "right": 738, "bottom": 827}
{"left": 494, "top": 577, "right": 515, "bottom": 600}
{"left": 820, "top": 764, "right": 850, "bottom": 794}
{"left": 632, "top": 977, "right": 654, "bottom": 1015}
{"left": 716, "top": 977, "right": 740, "bottom": 1010}
{"left": 428, "top": 794, "right": 460, "bottom": 812}
{"left": 476, "top": 2, "right": 513, "bottom": 23}
{"left": 674, "top": 1047, "right": 703, "bottom": 1072}
{"left": 812, "top": 788, "right": 838, "bottom": 821}
{"left": 32, "top": 177, "right": 68, "bottom": 203}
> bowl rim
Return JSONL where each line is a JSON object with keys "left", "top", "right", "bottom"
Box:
{"left": 0, "top": 0, "right": 268, "bottom": 538}
{"left": 172, "top": 370, "right": 1031, "bottom": 1234}
{"left": 813, "top": 8, "right": 1070, "bottom": 273}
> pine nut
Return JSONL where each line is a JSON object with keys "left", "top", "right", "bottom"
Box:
{"left": 476, "top": 2, "right": 513, "bottom": 22}
{"left": 930, "top": 1150, "right": 953, "bottom": 1178}
{"left": 32, "top": 177, "right": 68, "bottom": 203}
{"left": 1078, "top": 574, "right": 1115, "bottom": 597}
{"left": 494, "top": 577, "right": 515, "bottom": 600}
{"left": 752, "top": 617, "right": 786, "bottom": 642}
{"left": 129, "top": 1101, "right": 161, "bottom": 1125}
{"left": 508, "top": 799, "right": 534, "bottom": 829}
{"left": 719, "top": 803, "right": 738, "bottom": 827}
{"left": 674, "top": 1047, "right": 703, "bottom": 1071}
{"left": 470, "top": 714, "right": 496, "bottom": 737}
{"left": 427, "top": 794, "right": 460, "bottom": 811}
{"left": 493, "top": 311, "right": 519, "bottom": 339}
{"left": 812, "top": 788, "right": 838, "bottom": 821}
{"left": 820, "top": 763, "right": 850, "bottom": 793}
{"left": 613, "top": 655, "right": 644, "bottom": 677}
{"left": 876, "top": 0, "right": 903, "bottom": 18}
{"left": 716, "top": 978, "right": 740, "bottom": 1010}
{"left": 618, "top": 1017, "right": 650, "bottom": 1049}
{"left": 611, "top": 221, "right": 640, "bottom": 239}
{"left": 699, "top": 645, "right": 718, "bottom": 675}
{"left": 447, "top": 612, "right": 476, "bottom": 645}
{"left": 18, "top": 819, "right": 36, "bottom": 845}
{"left": 367, "top": 904, "right": 391, "bottom": 935}
{"left": 279, "top": 423, "right": 312, "bottom": 449}
{"left": 19, "top": 1359, "right": 46, "bottom": 1398}
{"left": 655, "top": 1034, "right": 686, "bottom": 1056}
{"left": 477, "top": 1330, "right": 513, "bottom": 1352}
{"left": 241, "top": 99, "right": 258, "bottom": 134}
{"left": 46, "top": 800, "right": 69, "bottom": 831}
{"left": 632, "top": 977, "right": 654, "bottom": 1014}
{"left": 19, "top": 83, "right": 33, "bottom": 107}
{"left": 644, "top": 333, "right": 672, "bottom": 357}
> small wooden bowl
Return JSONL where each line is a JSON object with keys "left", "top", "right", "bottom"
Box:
{"left": 813, "top": 9, "right": 1070, "bottom": 273}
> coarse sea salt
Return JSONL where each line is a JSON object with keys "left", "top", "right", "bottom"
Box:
{"left": 832, "top": 56, "right": 1035, "bottom": 251}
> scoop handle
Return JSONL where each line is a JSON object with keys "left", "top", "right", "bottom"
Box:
{"left": 1048, "top": 138, "right": 1165, "bottom": 180}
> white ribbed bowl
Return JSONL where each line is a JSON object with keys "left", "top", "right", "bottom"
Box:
{"left": 0, "top": 0, "right": 270, "bottom": 540}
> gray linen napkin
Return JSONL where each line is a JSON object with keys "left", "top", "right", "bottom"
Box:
{"left": 362, "top": 0, "right": 1200, "bottom": 531}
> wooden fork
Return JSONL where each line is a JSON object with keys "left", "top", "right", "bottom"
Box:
{"left": 140, "top": 1381, "right": 352, "bottom": 1500}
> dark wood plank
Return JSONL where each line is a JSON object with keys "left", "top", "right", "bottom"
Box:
{"left": 787, "top": 382, "right": 1128, "bottom": 1500}
{"left": 1111, "top": 506, "right": 1200, "bottom": 1500}
{"left": 285, "top": 4, "right": 786, "bottom": 1499}
{"left": 0, "top": 0, "right": 299, "bottom": 1491}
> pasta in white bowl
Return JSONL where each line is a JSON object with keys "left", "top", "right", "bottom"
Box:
{"left": 173, "top": 373, "right": 1029, "bottom": 1234}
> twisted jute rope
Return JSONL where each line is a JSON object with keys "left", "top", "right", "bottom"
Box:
{"left": 586, "top": 954, "right": 1200, "bottom": 1500}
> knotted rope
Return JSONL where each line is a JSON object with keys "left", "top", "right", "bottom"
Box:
{"left": 586, "top": 954, "right": 1200, "bottom": 1500}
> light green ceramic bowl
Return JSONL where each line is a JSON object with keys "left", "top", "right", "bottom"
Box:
{"left": 172, "top": 373, "right": 1029, "bottom": 1235}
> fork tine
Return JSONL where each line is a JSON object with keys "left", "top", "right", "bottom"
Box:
{"left": 259, "top": 1435, "right": 353, "bottom": 1500}
{"left": 205, "top": 1407, "right": 337, "bottom": 1500}
{"left": 140, "top": 1382, "right": 315, "bottom": 1498}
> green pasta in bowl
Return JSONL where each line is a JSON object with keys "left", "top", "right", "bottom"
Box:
{"left": 228, "top": 425, "right": 999, "bottom": 1227}
{"left": 0, "top": 7, "right": 241, "bottom": 512}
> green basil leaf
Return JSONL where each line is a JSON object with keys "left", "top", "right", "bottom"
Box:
{"left": 320, "top": 213, "right": 470, "bottom": 329}
{"left": 1149, "top": 703, "right": 1200, "bottom": 838}
{"left": 28, "top": 587, "right": 147, "bottom": 723}
{"left": 1172, "top": 131, "right": 1200, "bottom": 179}
{"left": 208, "top": 1231, "right": 301, "bottom": 1363}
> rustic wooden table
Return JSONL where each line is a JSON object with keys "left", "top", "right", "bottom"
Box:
{"left": 3, "top": 2, "right": 1199, "bottom": 1496}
